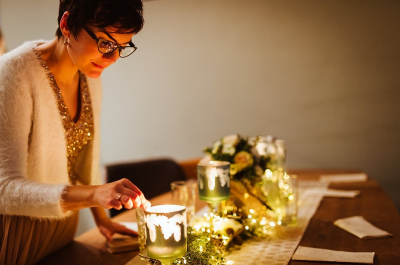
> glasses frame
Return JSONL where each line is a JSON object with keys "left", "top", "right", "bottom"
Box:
{"left": 82, "top": 25, "right": 137, "bottom": 58}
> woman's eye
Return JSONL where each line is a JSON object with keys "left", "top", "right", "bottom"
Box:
{"left": 99, "top": 40, "right": 117, "bottom": 52}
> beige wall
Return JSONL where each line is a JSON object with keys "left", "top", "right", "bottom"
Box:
{"left": 1, "top": 0, "right": 399, "bottom": 236}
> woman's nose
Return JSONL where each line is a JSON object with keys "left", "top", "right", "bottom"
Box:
{"left": 102, "top": 50, "right": 119, "bottom": 64}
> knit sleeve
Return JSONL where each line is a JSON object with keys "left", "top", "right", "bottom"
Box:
{"left": 0, "top": 53, "right": 69, "bottom": 218}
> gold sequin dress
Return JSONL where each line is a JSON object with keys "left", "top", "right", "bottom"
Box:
{"left": 0, "top": 46, "right": 94, "bottom": 265}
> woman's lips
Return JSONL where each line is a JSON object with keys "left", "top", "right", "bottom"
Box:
{"left": 92, "top": 62, "right": 105, "bottom": 69}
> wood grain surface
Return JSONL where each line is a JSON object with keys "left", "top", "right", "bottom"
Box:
{"left": 37, "top": 167, "right": 400, "bottom": 265}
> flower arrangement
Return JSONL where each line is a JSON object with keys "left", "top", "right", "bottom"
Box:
{"left": 203, "top": 134, "right": 271, "bottom": 182}
{"left": 203, "top": 134, "right": 282, "bottom": 235}
{"left": 169, "top": 135, "right": 285, "bottom": 264}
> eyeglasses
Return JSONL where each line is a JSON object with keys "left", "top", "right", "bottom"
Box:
{"left": 83, "top": 25, "right": 137, "bottom": 58}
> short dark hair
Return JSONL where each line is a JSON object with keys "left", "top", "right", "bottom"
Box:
{"left": 55, "top": 0, "right": 144, "bottom": 40}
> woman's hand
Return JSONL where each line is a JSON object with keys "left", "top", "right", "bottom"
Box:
{"left": 97, "top": 216, "right": 137, "bottom": 242}
{"left": 60, "top": 179, "right": 151, "bottom": 213}
{"left": 93, "top": 178, "right": 151, "bottom": 211}
{"left": 91, "top": 207, "right": 138, "bottom": 242}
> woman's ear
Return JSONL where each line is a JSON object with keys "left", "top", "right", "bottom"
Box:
{"left": 60, "top": 11, "right": 71, "bottom": 38}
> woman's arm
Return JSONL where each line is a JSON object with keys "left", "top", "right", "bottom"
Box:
{"left": 0, "top": 55, "right": 59, "bottom": 217}
{"left": 0, "top": 54, "right": 150, "bottom": 218}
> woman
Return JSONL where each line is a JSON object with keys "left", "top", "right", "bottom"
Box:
{"left": 0, "top": 0, "right": 150, "bottom": 264}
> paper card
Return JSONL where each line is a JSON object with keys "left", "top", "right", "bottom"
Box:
{"left": 292, "top": 246, "right": 375, "bottom": 264}
{"left": 305, "top": 188, "right": 360, "bottom": 198}
{"left": 320, "top": 173, "right": 367, "bottom": 183}
{"left": 334, "top": 216, "right": 393, "bottom": 239}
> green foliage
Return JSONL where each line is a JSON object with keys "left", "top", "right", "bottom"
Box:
{"left": 173, "top": 227, "right": 227, "bottom": 265}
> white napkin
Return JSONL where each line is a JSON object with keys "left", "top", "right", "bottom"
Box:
{"left": 292, "top": 246, "right": 375, "bottom": 264}
{"left": 194, "top": 205, "right": 209, "bottom": 217}
{"left": 305, "top": 188, "right": 360, "bottom": 198}
{"left": 320, "top": 173, "right": 367, "bottom": 183}
{"left": 119, "top": 222, "right": 138, "bottom": 232}
{"left": 334, "top": 216, "right": 392, "bottom": 239}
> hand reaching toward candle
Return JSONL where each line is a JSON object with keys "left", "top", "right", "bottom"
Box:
{"left": 60, "top": 178, "right": 151, "bottom": 243}
{"left": 60, "top": 178, "right": 151, "bottom": 213}
{"left": 93, "top": 178, "right": 151, "bottom": 210}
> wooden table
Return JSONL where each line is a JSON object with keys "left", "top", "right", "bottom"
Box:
{"left": 37, "top": 170, "right": 400, "bottom": 265}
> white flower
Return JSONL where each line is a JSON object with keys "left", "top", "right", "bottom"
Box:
{"left": 211, "top": 140, "right": 222, "bottom": 154}
{"left": 250, "top": 146, "right": 260, "bottom": 159}
{"left": 222, "top": 144, "right": 236, "bottom": 155}
{"left": 222, "top": 134, "right": 239, "bottom": 146}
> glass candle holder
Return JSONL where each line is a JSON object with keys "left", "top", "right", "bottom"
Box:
{"left": 262, "top": 169, "right": 284, "bottom": 223}
{"left": 279, "top": 174, "right": 298, "bottom": 226}
{"left": 171, "top": 180, "right": 197, "bottom": 222}
{"left": 144, "top": 205, "right": 187, "bottom": 265}
{"left": 136, "top": 207, "right": 147, "bottom": 255}
{"left": 197, "top": 161, "right": 231, "bottom": 203}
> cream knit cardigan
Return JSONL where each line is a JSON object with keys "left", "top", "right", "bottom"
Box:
{"left": 0, "top": 41, "right": 102, "bottom": 219}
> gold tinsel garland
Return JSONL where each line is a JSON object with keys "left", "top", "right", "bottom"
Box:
{"left": 172, "top": 227, "right": 227, "bottom": 265}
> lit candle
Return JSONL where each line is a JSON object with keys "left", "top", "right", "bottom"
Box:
{"left": 144, "top": 205, "right": 187, "bottom": 265}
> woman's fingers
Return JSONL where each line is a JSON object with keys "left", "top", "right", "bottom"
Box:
{"left": 120, "top": 178, "right": 142, "bottom": 194}
{"left": 118, "top": 179, "right": 150, "bottom": 209}
{"left": 103, "top": 178, "right": 150, "bottom": 210}
{"left": 117, "top": 187, "right": 139, "bottom": 208}
{"left": 110, "top": 197, "right": 123, "bottom": 210}
{"left": 119, "top": 194, "right": 133, "bottom": 209}
{"left": 142, "top": 199, "right": 151, "bottom": 210}
{"left": 99, "top": 225, "right": 114, "bottom": 242}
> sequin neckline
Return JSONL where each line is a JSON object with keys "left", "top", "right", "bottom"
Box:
{"left": 33, "top": 46, "right": 94, "bottom": 185}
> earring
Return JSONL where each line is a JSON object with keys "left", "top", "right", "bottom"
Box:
{"left": 63, "top": 34, "right": 69, "bottom": 45}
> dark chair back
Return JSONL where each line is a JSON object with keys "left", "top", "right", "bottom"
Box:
{"left": 106, "top": 158, "right": 187, "bottom": 217}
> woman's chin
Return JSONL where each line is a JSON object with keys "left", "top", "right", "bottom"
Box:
{"left": 84, "top": 69, "right": 103, "bottom": 79}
